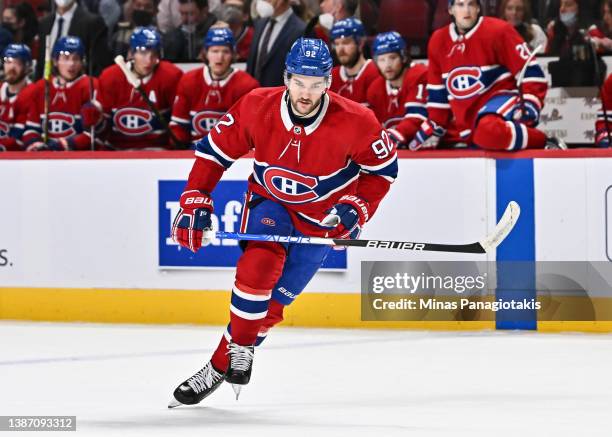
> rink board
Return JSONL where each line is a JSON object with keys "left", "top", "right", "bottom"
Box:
{"left": 2, "top": 150, "right": 612, "bottom": 331}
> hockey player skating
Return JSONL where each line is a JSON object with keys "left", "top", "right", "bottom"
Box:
{"left": 168, "top": 38, "right": 397, "bottom": 407}
{"left": 411, "top": 0, "right": 567, "bottom": 151}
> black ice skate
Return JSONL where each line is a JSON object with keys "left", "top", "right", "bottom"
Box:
{"left": 168, "top": 361, "right": 225, "bottom": 408}
{"left": 545, "top": 137, "right": 568, "bottom": 150}
{"left": 224, "top": 342, "right": 254, "bottom": 400}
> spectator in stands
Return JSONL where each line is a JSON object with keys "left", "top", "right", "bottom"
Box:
{"left": 499, "top": 0, "right": 547, "bottom": 53}
{"left": 587, "top": 0, "right": 612, "bottom": 54}
{"left": 81, "top": 0, "right": 122, "bottom": 35}
{"left": 163, "top": 0, "right": 217, "bottom": 62}
{"left": 4, "top": 0, "right": 49, "bottom": 17}
{"left": 303, "top": 0, "right": 357, "bottom": 40}
{"left": 217, "top": 2, "right": 253, "bottom": 61}
{"left": 111, "top": 0, "right": 159, "bottom": 58}
{"left": 0, "top": 44, "right": 36, "bottom": 151}
{"left": 23, "top": 36, "right": 102, "bottom": 151}
{"left": 546, "top": 0, "right": 606, "bottom": 86}
{"left": 98, "top": 27, "right": 183, "bottom": 150}
{"left": 2, "top": 3, "right": 39, "bottom": 55}
{"left": 545, "top": 0, "right": 592, "bottom": 56}
{"left": 35, "top": 0, "right": 110, "bottom": 79}
{"left": 156, "top": 0, "right": 182, "bottom": 32}
{"left": 247, "top": 0, "right": 305, "bottom": 86}
{"left": 170, "top": 27, "right": 258, "bottom": 145}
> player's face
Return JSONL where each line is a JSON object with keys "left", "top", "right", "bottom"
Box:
{"left": 3, "top": 58, "right": 27, "bottom": 85}
{"left": 55, "top": 53, "right": 82, "bottom": 81}
{"left": 559, "top": 0, "right": 578, "bottom": 15}
{"left": 287, "top": 74, "right": 328, "bottom": 116}
{"left": 450, "top": 0, "right": 480, "bottom": 31}
{"left": 206, "top": 46, "right": 233, "bottom": 77}
{"left": 375, "top": 52, "right": 404, "bottom": 81}
{"left": 334, "top": 37, "right": 360, "bottom": 68}
{"left": 605, "top": 3, "right": 612, "bottom": 30}
{"left": 503, "top": 0, "right": 525, "bottom": 26}
{"left": 133, "top": 49, "right": 160, "bottom": 77}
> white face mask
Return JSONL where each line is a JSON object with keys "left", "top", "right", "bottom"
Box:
{"left": 54, "top": 0, "right": 74, "bottom": 8}
{"left": 256, "top": 0, "right": 274, "bottom": 18}
{"left": 318, "top": 13, "right": 334, "bottom": 30}
{"left": 560, "top": 11, "right": 577, "bottom": 27}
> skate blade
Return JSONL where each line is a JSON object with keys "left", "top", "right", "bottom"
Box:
{"left": 231, "top": 384, "right": 242, "bottom": 400}
{"left": 167, "top": 396, "right": 184, "bottom": 409}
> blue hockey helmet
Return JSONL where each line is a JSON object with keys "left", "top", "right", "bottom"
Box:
{"left": 52, "top": 36, "right": 85, "bottom": 59}
{"left": 372, "top": 31, "right": 406, "bottom": 57}
{"left": 2, "top": 43, "right": 32, "bottom": 65}
{"left": 330, "top": 17, "right": 365, "bottom": 43}
{"left": 285, "top": 38, "right": 333, "bottom": 77}
{"left": 130, "top": 26, "right": 162, "bottom": 52}
{"left": 204, "top": 27, "right": 235, "bottom": 49}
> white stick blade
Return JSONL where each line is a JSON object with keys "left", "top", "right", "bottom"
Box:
{"left": 114, "top": 55, "right": 140, "bottom": 88}
{"left": 479, "top": 201, "right": 521, "bottom": 253}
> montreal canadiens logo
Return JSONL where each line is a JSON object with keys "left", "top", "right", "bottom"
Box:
{"left": 0, "top": 120, "right": 9, "bottom": 137}
{"left": 48, "top": 112, "right": 76, "bottom": 137}
{"left": 447, "top": 67, "right": 485, "bottom": 99}
{"left": 262, "top": 167, "right": 319, "bottom": 204}
{"left": 192, "top": 110, "right": 224, "bottom": 137}
{"left": 113, "top": 108, "right": 153, "bottom": 136}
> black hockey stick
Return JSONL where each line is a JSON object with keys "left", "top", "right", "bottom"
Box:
{"left": 209, "top": 201, "right": 521, "bottom": 254}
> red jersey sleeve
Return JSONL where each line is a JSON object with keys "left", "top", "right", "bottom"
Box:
{"left": 169, "top": 72, "right": 193, "bottom": 144}
{"left": 395, "top": 64, "right": 429, "bottom": 142}
{"left": 350, "top": 111, "right": 398, "bottom": 218}
{"left": 596, "top": 73, "right": 612, "bottom": 145}
{"left": 187, "top": 92, "right": 254, "bottom": 193}
{"left": 426, "top": 32, "right": 452, "bottom": 129}
{"left": 494, "top": 23, "right": 547, "bottom": 109}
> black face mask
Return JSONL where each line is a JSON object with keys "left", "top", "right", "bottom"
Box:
{"left": 132, "top": 10, "right": 153, "bottom": 27}
{"left": 2, "top": 22, "right": 16, "bottom": 34}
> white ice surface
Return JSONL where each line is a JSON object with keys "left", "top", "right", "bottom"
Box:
{"left": 1, "top": 322, "right": 611, "bottom": 437}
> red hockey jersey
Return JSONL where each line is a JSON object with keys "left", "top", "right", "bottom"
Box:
{"left": 0, "top": 81, "right": 35, "bottom": 150}
{"left": 366, "top": 63, "right": 428, "bottom": 141}
{"left": 98, "top": 60, "right": 183, "bottom": 150}
{"left": 187, "top": 87, "right": 398, "bottom": 236}
{"left": 426, "top": 17, "right": 547, "bottom": 140}
{"left": 170, "top": 66, "right": 259, "bottom": 144}
{"left": 330, "top": 59, "right": 380, "bottom": 105}
{"left": 23, "top": 75, "right": 99, "bottom": 149}
{"left": 596, "top": 73, "right": 612, "bottom": 146}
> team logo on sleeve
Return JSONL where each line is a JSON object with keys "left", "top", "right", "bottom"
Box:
{"left": 113, "top": 108, "right": 153, "bottom": 136}
{"left": 192, "top": 110, "right": 224, "bottom": 137}
{"left": 262, "top": 167, "right": 319, "bottom": 204}
{"left": 47, "top": 112, "right": 77, "bottom": 137}
{"left": 446, "top": 67, "right": 485, "bottom": 100}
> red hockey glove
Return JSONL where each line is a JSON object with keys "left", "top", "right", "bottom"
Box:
{"left": 171, "top": 190, "right": 214, "bottom": 252}
{"left": 321, "top": 195, "right": 370, "bottom": 240}
{"left": 80, "top": 101, "right": 103, "bottom": 129}
{"left": 409, "top": 119, "right": 445, "bottom": 151}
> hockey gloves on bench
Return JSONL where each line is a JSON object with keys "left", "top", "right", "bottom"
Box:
{"left": 321, "top": 195, "right": 370, "bottom": 240}
{"left": 409, "top": 119, "right": 445, "bottom": 151}
{"left": 172, "top": 190, "right": 214, "bottom": 252}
